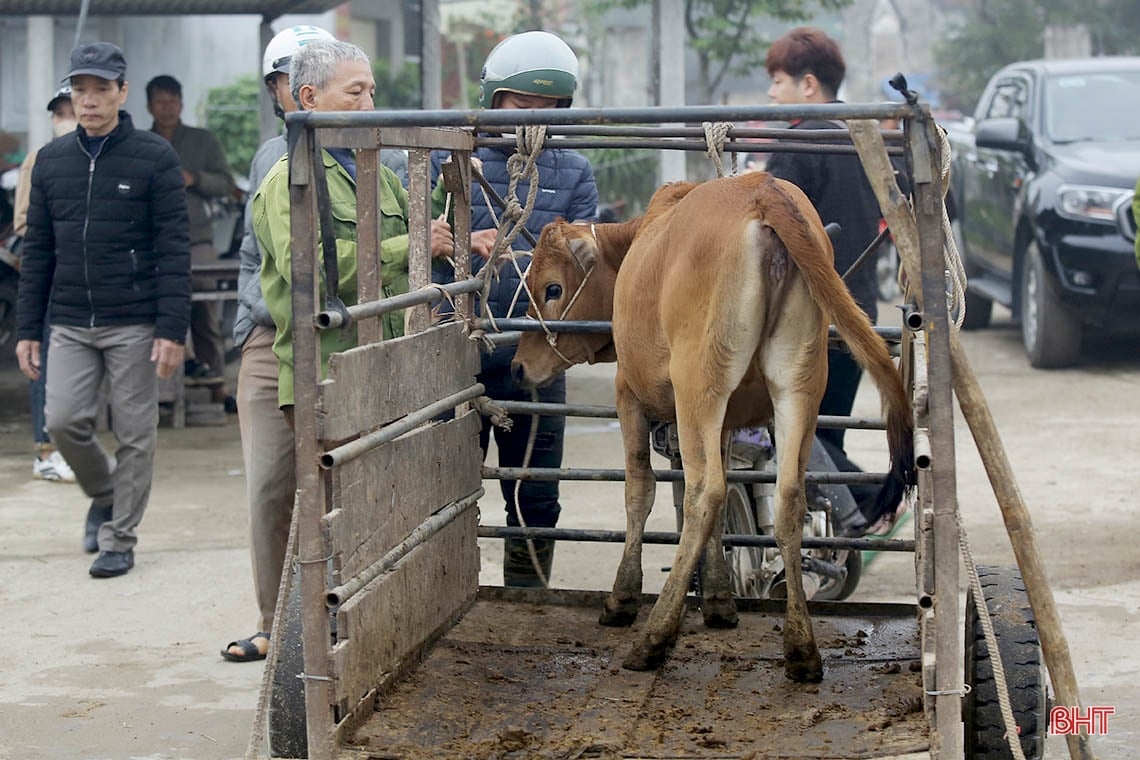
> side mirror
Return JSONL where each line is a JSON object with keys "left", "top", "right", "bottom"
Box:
{"left": 974, "top": 117, "right": 1030, "bottom": 153}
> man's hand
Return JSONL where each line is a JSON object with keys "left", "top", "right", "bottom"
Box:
{"left": 469, "top": 228, "right": 499, "bottom": 261}
{"left": 151, "top": 338, "right": 185, "bottom": 379}
{"left": 182, "top": 169, "right": 196, "bottom": 187}
{"left": 16, "top": 339, "right": 41, "bottom": 381}
{"left": 429, "top": 219, "right": 455, "bottom": 259}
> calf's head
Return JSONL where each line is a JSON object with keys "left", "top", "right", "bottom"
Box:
{"left": 512, "top": 221, "right": 617, "bottom": 388}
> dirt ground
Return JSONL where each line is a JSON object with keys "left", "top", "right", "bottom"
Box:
{"left": 0, "top": 302, "right": 1137, "bottom": 760}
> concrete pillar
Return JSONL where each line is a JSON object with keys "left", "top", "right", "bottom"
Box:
{"left": 27, "top": 16, "right": 55, "bottom": 150}
{"left": 421, "top": 0, "right": 441, "bottom": 109}
{"left": 654, "top": 0, "right": 686, "bottom": 182}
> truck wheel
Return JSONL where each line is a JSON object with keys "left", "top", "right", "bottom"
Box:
{"left": 954, "top": 220, "right": 993, "bottom": 331}
{"left": 964, "top": 565, "right": 1047, "bottom": 760}
{"left": 267, "top": 568, "right": 308, "bottom": 759}
{"left": 1021, "top": 241, "right": 1081, "bottom": 368}
{"left": 723, "top": 483, "right": 764, "bottom": 598}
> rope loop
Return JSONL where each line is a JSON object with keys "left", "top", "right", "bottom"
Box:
{"left": 702, "top": 121, "right": 734, "bottom": 177}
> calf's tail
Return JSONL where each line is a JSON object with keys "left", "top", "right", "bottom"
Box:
{"left": 756, "top": 174, "right": 917, "bottom": 525}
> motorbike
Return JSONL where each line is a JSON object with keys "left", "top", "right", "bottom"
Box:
{"left": 651, "top": 421, "right": 864, "bottom": 602}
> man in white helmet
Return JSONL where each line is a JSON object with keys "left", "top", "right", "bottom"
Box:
{"left": 223, "top": 24, "right": 334, "bottom": 662}
{"left": 431, "top": 31, "right": 598, "bottom": 588}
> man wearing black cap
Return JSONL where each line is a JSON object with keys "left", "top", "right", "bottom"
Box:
{"left": 15, "top": 41, "right": 192, "bottom": 578}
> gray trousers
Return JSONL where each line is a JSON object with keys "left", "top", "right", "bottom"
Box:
{"left": 46, "top": 324, "right": 158, "bottom": 552}
{"left": 236, "top": 325, "right": 296, "bottom": 632}
{"left": 189, "top": 241, "right": 225, "bottom": 377}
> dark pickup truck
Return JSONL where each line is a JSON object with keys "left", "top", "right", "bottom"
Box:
{"left": 946, "top": 57, "right": 1140, "bottom": 367}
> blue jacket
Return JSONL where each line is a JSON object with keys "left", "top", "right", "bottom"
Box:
{"left": 431, "top": 143, "right": 598, "bottom": 371}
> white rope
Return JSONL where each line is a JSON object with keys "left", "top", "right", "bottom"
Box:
{"left": 702, "top": 121, "right": 734, "bottom": 177}
{"left": 937, "top": 126, "right": 968, "bottom": 331}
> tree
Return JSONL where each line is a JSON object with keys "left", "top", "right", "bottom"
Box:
{"left": 596, "top": 0, "right": 853, "bottom": 103}
{"left": 203, "top": 75, "right": 261, "bottom": 177}
{"left": 934, "top": 0, "right": 1140, "bottom": 115}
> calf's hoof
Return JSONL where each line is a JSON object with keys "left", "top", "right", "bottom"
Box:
{"left": 700, "top": 594, "right": 739, "bottom": 629}
{"left": 599, "top": 598, "right": 639, "bottom": 628}
{"left": 622, "top": 639, "right": 671, "bottom": 671}
{"left": 783, "top": 643, "right": 824, "bottom": 683}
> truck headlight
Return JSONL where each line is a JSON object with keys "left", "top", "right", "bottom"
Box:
{"left": 1056, "top": 184, "right": 1133, "bottom": 224}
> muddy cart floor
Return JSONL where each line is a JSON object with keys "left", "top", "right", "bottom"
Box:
{"left": 342, "top": 589, "right": 929, "bottom": 760}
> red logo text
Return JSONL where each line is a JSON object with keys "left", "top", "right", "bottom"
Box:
{"left": 1049, "top": 706, "right": 1115, "bottom": 735}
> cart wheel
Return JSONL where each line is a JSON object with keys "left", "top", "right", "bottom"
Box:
{"left": 268, "top": 569, "right": 308, "bottom": 759}
{"left": 964, "top": 565, "right": 1047, "bottom": 760}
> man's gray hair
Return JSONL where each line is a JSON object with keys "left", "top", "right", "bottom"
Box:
{"left": 290, "top": 39, "right": 371, "bottom": 110}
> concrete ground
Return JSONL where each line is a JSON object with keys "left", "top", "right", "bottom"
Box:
{"left": 0, "top": 302, "right": 1137, "bottom": 759}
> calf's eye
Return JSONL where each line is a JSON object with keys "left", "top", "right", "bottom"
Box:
{"left": 545, "top": 283, "right": 563, "bottom": 301}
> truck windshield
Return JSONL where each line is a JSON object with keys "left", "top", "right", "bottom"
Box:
{"left": 1045, "top": 71, "right": 1140, "bottom": 143}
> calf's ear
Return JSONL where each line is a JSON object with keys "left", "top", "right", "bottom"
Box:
{"left": 568, "top": 236, "right": 596, "bottom": 273}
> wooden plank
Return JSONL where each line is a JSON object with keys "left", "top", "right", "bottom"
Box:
{"left": 355, "top": 149, "right": 382, "bottom": 346}
{"left": 318, "top": 322, "right": 481, "bottom": 442}
{"left": 325, "top": 409, "right": 482, "bottom": 579}
{"left": 331, "top": 504, "right": 480, "bottom": 710}
{"left": 406, "top": 148, "right": 433, "bottom": 334}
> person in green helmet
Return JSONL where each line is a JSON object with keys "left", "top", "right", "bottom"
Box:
{"left": 430, "top": 31, "right": 599, "bottom": 588}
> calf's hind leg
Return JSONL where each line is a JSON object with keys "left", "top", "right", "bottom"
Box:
{"left": 698, "top": 434, "right": 738, "bottom": 629}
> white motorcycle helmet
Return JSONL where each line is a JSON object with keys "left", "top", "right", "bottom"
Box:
{"left": 478, "top": 31, "right": 579, "bottom": 109}
{"left": 262, "top": 25, "right": 335, "bottom": 83}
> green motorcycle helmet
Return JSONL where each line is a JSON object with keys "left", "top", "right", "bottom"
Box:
{"left": 478, "top": 31, "right": 579, "bottom": 109}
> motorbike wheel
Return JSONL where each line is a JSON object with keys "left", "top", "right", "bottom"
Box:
{"left": 722, "top": 483, "right": 764, "bottom": 598}
{"left": 813, "top": 546, "right": 862, "bottom": 602}
{"left": 267, "top": 567, "right": 307, "bottom": 759}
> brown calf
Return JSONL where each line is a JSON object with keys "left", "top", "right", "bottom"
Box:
{"left": 512, "top": 172, "right": 915, "bottom": 681}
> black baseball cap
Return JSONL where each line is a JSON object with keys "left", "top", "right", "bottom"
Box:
{"left": 64, "top": 42, "right": 127, "bottom": 81}
{"left": 47, "top": 86, "right": 72, "bottom": 112}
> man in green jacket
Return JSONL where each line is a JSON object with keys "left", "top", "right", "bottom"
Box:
{"left": 252, "top": 38, "right": 454, "bottom": 414}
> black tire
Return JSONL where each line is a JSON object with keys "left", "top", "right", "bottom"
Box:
{"left": 964, "top": 565, "right": 1047, "bottom": 760}
{"left": 1020, "top": 241, "right": 1081, "bottom": 368}
{"left": 723, "top": 483, "right": 764, "bottom": 598}
{"left": 267, "top": 569, "right": 308, "bottom": 759}
{"left": 961, "top": 288, "right": 994, "bottom": 331}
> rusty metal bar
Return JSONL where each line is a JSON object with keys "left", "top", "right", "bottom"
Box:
{"left": 490, "top": 399, "right": 888, "bottom": 431}
{"left": 316, "top": 278, "right": 483, "bottom": 329}
{"left": 475, "top": 137, "right": 904, "bottom": 155}
{"left": 288, "top": 102, "right": 923, "bottom": 130}
{"left": 479, "top": 525, "right": 915, "bottom": 552}
{"left": 484, "top": 466, "right": 887, "bottom": 485}
{"left": 539, "top": 125, "right": 906, "bottom": 143}
{"left": 326, "top": 490, "right": 484, "bottom": 609}
{"left": 479, "top": 318, "right": 904, "bottom": 343}
{"left": 320, "top": 383, "right": 485, "bottom": 469}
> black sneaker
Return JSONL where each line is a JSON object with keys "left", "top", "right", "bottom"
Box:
{"left": 184, "top": 360, "right": 224, "bottom": 387}
{"left": 89, "top": 549, "right": 134, "bottom": 578}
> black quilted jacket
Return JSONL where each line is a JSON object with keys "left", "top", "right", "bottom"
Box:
{"left": 17, "top": 111, "right": 191, "bottom": 343}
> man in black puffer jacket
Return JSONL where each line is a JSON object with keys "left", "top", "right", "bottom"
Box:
{"left": 15, "top": 42, "right": 191, "bottom": 579}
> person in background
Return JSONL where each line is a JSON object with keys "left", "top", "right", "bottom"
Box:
{"left": 146, "top": 74, "right": 236, "bottom": 409}
{"left": 430, "top": 31, "right": 598, "bottom": 587}
{"left": 764, "top": 26, "right": 885, "bottom": 532}
{"left": 1133, "top": 174, "right": 1140, "bottom": 270}
{"left": 12, "top": 86, "right": 78, "bottom": 485}
{"left": 16, "top": 42, "right": 191, "bottom": 578}
{"left": 229, "top": 38, "right": 453, "bottom": 660}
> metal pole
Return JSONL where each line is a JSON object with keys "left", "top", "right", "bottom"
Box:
{"left": 26, "top": 17, "right": 54, "bottom": 152}
{"left": 483, "top": 466, "right": 888, "bottom": 485}
{"left": 655, "top": 0, "right": 687, "bottom": 182}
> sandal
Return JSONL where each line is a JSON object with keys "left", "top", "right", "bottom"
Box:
{"left": 220, "top": 632, "right": 270, "bottom": 662}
